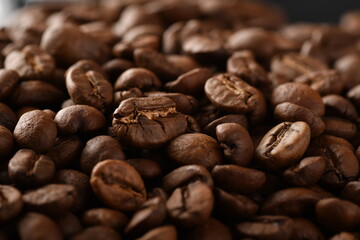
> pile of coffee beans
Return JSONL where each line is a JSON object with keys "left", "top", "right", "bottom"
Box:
{"left": 0, "top": 0, "right": 360, "bottom": 239}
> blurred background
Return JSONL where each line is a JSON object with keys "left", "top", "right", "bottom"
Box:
{"left": 0, "top": 0, "right": 360, "bottom": 24}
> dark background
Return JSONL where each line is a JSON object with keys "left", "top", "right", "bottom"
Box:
{"left": 267, "top": 0, "right": 360, "bottom": 22}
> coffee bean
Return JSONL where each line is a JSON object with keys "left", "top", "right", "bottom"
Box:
{"left": 19, "top": 212, "right": 62, "bottom": 240}
{"left": 126, "top": 159, "right": 162, "bottom": 179}
{"left": 216, "top": 123, "right": 253, "bottom": 166}
{"left": 113, "top": 88, "right": 143, "bottom": 105}
{"left": 137, "top": 225, "right": 177, "bottom": 240}
{"left": 255, "top": 121, "right": 311, "bottom": 171}
{"left": 66, "top": 60, "right": 113, "bottom": 111}
{"left": 291, "top": 218, "right": 324, "bottom": 240}
{"left": 91, "top": 160, "right": 147, "bottom": 212}
{"left": 335, "top": 54, "right": 360, "bottom": 89}
{"left": 0, "top": 103, "right": 17, "bottom": 130}
{"left": 162, "top": 165, "right": 213, "bottom": 192}
{"left": 82, "top": 208, "right": 129, "bottom": 230}
{"left": 214, "top": 188, "right": 258, "bottom": 220}
{"left": 203, "top": 114, "right": 248, "bottom": 137}
{"left": 55, "top": 105, "right": 106, "bottom": 135}
{"left": 80, "top": 21, "right": 117, "bottom": 46}
{"left": 102, "top": 59, "right": 135, "bottom": 83}
{"left": 261, "top": 187, "right": 325, "bottom": 217}
{"left": 236, "top": 215, "right": 294, "bottom": 240}
{"left": 211, "top": 165, "right": 266, "bottom": 194}
{"left": 112, "top": 97, "right": 189, "bottom": 148}
{"left": 294, "top": 70, "right": 344, "bottom": 95}
{"left": 272, "top": 82, "right": 325, "bottom": 117}
{"left": 115, "top": 68, "right": 161, "bottom": 91}
{"left": 41, "top": 24, "right": 110, "bottom": 66}
{"left": 0, "top": 185, "right": 22, "bottom": 222}
{"left": 8, "top": 149, "right": 55, "bottom": 187}
{"left": 167, "top": 133, "right": 222, "bottom": 169}
{"left": 283, "top": 156, "right": 326, "bottom": 187}
{"left": 204, "top": 73, "right": 266, "bottom": 123}
{"left": 347, "top": 84, "right": 360, "bottom": 109}
{"left": 55, "top": 212, "right": 82, "bottom": 238}
{"left": 70, "top": 226, "right": 121, "bottom": 240}
{"left": 125, "top": 197, "right": 166, "bottom": 237}
{"left": 14, "top": 110, "right": 57, "bottom": 153}
{"left": 9, "top": 80, "right": 65, "bottom": 108}
{"left": 80, "top": 135, "right": 125, "bottom": 175}
{"left": 341, "top": 181, "right": 360, "bottom": 205}
{"left": 323, "top": 94, "right": 358, "bottom": 121}
{"left": 184, "top": 218, "right": 233, "bottom": 240}
{"left": 329, "top": 232, "right": 360, "bottom": 240}
{"left": 166, "top": 181, "right": 213, "bottom": 227}
{"left": 165, "top": 68, "right": 213, "bottom": 96}
{"left": 322, "top": 117, "right": 357, "bottom": 140}
{"left": 316, "top": 198, "right": 360, "bottom": 232}
{"left": 0, "top": 126, "right": 13, "bottom": 160}
{"left": 0, "top": 69, "right": 19, "bottom": 99}
{"left": 47, "top": 136, "right": 82, "bottom": 169}
{"left": 22, "top": 184, "right": 76, "bottom": 216}
{"left": 5, "top": 44, "right": 55, "bottom": 80}
{"left": 274, "top": 102, "right": 325, "bottom": 137}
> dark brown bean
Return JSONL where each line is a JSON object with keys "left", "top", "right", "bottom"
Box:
{"left": 102, "top": 59, "right": 135, "bottom": 83}
{"left": 167, "top": 133, "right": 223, "bottom": 169}
{"left": 323, "top": 94, "right": 358, "bottom": 121}
{"left": 0, "top": 69, "right": 19, "bottom": 99}
{"left": 0, "top": 185, "right": 22, "bottom": 222}
{"left": 82, "top": 208, "right": 128, "bottom": 230}
{"left": 184, "top": 218, "right": 233, "bottom": 240}
{"left": 126, "top": 159, "right": 162, "bottom": 179}
{"left": 70, "top": 226, "right": 121, "bottom": 240}
{"left": 335, "top": 54, "right": 360, "bottom": 89}
{"left": 0, "top": 126, "right": 13, "bottom": 160}
{"left": 91, "top": 160, "right": 147, "bottom": 212}
{"left": 322, "top": 117, "right": 357, "bottom": 140}
{"left": 55, "top": 212, "right": 82, "bottom": 239}
{"left": 203, "top": 114, "right": 248, "bottom": 137}
{"left": 0, "top": 103, "right": 17, "bottom": 130}
{"left": 115, "top": 68, "right": 161, "bottom": 91}
{"left": 47, "top": 136, "right": 82, "bottom": 169}
{"left": 138, "top": 225, "right": 177, "bottom": 240}
{"left": 291, "top": 218, "right": 324, "bottom": 240}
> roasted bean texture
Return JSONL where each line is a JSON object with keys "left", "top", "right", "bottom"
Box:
{"left": 0, "top": 1, "right": 359, "bottom": 239}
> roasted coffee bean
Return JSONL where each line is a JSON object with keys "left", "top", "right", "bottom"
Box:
{"left": 22, "top": 184, "right": 76, "bottom": 216}
{"left": 271, "top": 53, "right": 328, "bottom": 81}
{"left": 236, "top": 215, "right": 294, "bottom": 240}
{"left": 0, "top": 69, "right": 19, "bottom": 99}
{"left": 0, "top": 126, "right": 13, "bottom": 160}
{"left": 322, "top": 117, "right": 357, "bottom": 140}
{"left": 341, "top": 181, "right": 360, "bottom": 205}
{"left": 347, "top": 84, "right": 360, "bottom": 109}
{"left": 274, "top": 102, "right": 325, "bottom": 137}
{"left": 165, "top": 68, "right": 213, "bottom": 96}
{"left": 211, "top": 165, "right": 266, "bottom": 194}
{"left": 204, "top": 73, "right": 266, "bottom": 123}
{"left": 125, "top": 197, "right": 166, "bottom": 237}
{"left": 162, "top": 165, "right": 213, "bottom": 192}
{"left": 329, "top": 232, "right": 360, "bottom": 240}
{"left": 8, "top": 149, "right": 55, "bottom": 187}
{"left": 0, "top": 103, "right": 17, "bottom": 130}
{"left": 261, "top": 187, "right": 325, "bottom": 217}
{"left": 126, "top": 159, "right": 162, "bottom": 179}
{"left": 184, "top": 218, "right": 233, "bottom": 240}
{"left": 134, "top": 48, "right": 182, "bottom": 80}
{"left": 167, "top": 133, "right": 222, "bottom": 169}
{"left": 203, "top": 114, "right": 248, "bottom": 137}
{"left": 14, "top": 110, "right": 57, "bottom": 153}
{"left": 216, "top": 123, "right": 253, "bottom": 166}
{"left": 335, "top": 54, "right": 360, "bottom": 89}
{"left": 66, "top": 60, "right": 113, "bottom": 111}
{"left": 41, "top": 24, "right": 110, "bottom": 66}
{"left": 91, "top": 160, "right": 147, "bottom": 212}
{"left": 294, "top": 70, "right": 344, "bottom": 95}
{"left": 80, "top": 21, "right": 117, "bottom": 46}
{"left": 115, "top": 68, "right": 161, "bottom": 91}
{"left": 54, "top": 169, "right": 91, "bottom": 212}
{"left": 323, "top": 94, "right": 358, "bottom": 121}
{"left": 166, "top": 55, "right": 200, "bottom": 74}
{"left": 112, "top": 97, "right": 189, "bottom": 148}
{"left": 18, "top": 212, "right": 62, "bottom": 240}
{"left": 113, "top": 88, "right": 143, "bottom": 105}
{"left": 316, "top": 198, "right": 360, "bottom": 232}
{"left": 55, "top": 105, "right": 106, "bottom": 135}
{"left": 4, "top": 44, "right": 55, "bottom": 80}
{"left": 227, "top": 51, "right": 269, "bottom": 88}
{"left": 47, "top": 136, "right": 82, "bottom": 169}
{"left": 83, "top": 208, "right": 128, "bottom": 230}
{"left": 283, "top": 156, "right": 326, "bottom": 187}
{"left": 166, "top": 181, "right": 213, "bottom": 227}
{"left": 80, "top": 135, "right": 125, "bottom": 175}
{"left": 55, "top": 212, "right": 82, "bottom": 238}
{"left": 214, "top": 188, "right": 258, "bottom": 220}
{"left": 291, "top": 218, "right": 324, "bottom": 240}
{"left": 0, "top": 185, "right": 22, "bottom": 222}
{"left": 102, "top": 59, "right": 135, "bottom": 83}
{"left": 255, "top": 121, "right": 311, "bottom": 171}
{"left": 341, "top": 11, "right": 360, "bottom": 35}
{"left": 272, "top": 82, "right": 325, "bottom": 117}
{"left": 137, "top": 225, "right": 177, "bottom": 240}
{"left": 145, "top": 92, "right": 199, "bottom": 115}
{"left": 70, "top": 226, "right": 121, "bottom": 240}
{"left": 10, "top": 80, "right": 65, "bottom": 108}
